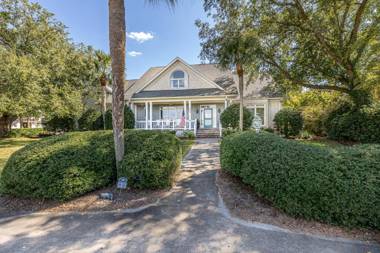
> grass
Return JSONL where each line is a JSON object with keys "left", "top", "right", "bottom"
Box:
{"left": 0, "top": 137, "right": 39, "bottom": 172}
{"left": 180, "top": 139, "right": 194, "bottom": 158}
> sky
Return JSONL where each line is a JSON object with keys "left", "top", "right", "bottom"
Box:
{"left": 31, "top": 0, "right": 210, "bottom": 80}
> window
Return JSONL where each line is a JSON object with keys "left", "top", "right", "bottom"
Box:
{"left": 247, "top": 105, "right": 265, "bottom": 127}
{"left": 170, "top": 70, "right": 186, "bottom": 89}
{"left": 160, "top": 106, "right": 184, "bottom": 120}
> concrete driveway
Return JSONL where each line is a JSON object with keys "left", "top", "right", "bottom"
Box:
{"left": 0, "top": 139, "right": 378, "bottom": 253}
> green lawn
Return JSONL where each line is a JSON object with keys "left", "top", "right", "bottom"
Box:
{"left": 180, "top": 139, "right": 194, "bottom": 158}
{"left": 0, "top": 137, "right": 38, "bottom": 171}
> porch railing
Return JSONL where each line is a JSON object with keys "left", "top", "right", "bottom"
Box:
{"left": 136, "top": 119, "right": 197, "bottom": 135}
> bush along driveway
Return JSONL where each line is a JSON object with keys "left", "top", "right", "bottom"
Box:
{"left": 0, "top": 139, "right": 379, "bottom": 253}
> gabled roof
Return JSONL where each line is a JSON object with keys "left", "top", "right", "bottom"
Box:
{"left": 135, "top": 57, "right": 225, "bottom": 93}
{"left": 123, "top": 57, "right": 281, "bottom": 100}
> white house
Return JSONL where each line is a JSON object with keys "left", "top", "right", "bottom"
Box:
{"left": 111, "top": 57, "right": 282, "bottom": 137}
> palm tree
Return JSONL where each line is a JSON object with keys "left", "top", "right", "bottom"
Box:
{"left": 94, "top": 50, "right": 111, "bottom": 130}
{"left": 108, "top": 0, "right": 177, "bottom": 169}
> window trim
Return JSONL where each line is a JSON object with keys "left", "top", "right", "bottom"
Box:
{"left": 170, "top": 70, "right": 187, "bottom": 89}
{"left": 247, "top": 104, "right": 266, "bottom": 127}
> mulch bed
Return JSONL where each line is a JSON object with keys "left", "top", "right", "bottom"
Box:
{"left": 0, "top": 186, "right": 167, "bottom": 218}
{"left": 216, "top": 170, "right": 380, "bottom": 243}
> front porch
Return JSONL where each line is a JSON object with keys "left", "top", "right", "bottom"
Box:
{"left": 130, "top": 99, "right": 230, "bottom": 136}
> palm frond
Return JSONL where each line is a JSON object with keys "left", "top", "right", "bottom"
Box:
{"left": 145, "top": 0, "right": 178, "bottom": 8}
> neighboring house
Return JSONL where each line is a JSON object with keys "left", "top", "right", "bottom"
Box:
{"left": 108, "top": 57, "right": 282, "bottom": 136}
{"left": 11, "top": 117, "right": 43, "bottom": 129}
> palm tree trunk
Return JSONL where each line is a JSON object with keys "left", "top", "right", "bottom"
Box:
{"left": 237, "top": 63, "right": 244, "bottom": 131}
{"left": 109, "top": 0, "right": 125, "bottom": 168}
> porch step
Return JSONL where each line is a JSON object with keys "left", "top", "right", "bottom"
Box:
{"left": 196, "top": 129, "right": 220, "bottom": 138}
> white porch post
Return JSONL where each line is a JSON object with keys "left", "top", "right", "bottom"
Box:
{"left": 188, "top": 100, "right": 192, "bottom": 130}
{"left": 183, "top": 100, "right": 187, "bottom": 130}
{"left": 224, "top": 97, "right": 228, "bottom": 109}
{"left": 145, "top": 101, "right": 148, "bottom": 130}
{"left": 133, "top": 103, "right": 137, "bottom": 127}
{"left": 149, "top": 101, "right": 153, "bottom": 129}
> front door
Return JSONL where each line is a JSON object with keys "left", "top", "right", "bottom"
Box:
{"left": 203, "top": 107, "right": 213, "bottom": 128}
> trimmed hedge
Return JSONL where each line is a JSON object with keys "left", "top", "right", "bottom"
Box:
{"left": 78, "top": 108, "right": 102, "bottom": 131}
{"left": 0, "top": 130, "right": 182, "bottom": 200}
{"left": 45, "top": 116, "right": 76, "bottom": 132}
{"left": 274, "top": 108, "right": 303, "bottom": 138}
{"left": 95, "top": 105, "right": 135, "bottom": 130}
{"left": 220, "top": 104, "right": 253, "bottom": 130}
{"left": 221, "top": 131, "right": 380, "bottom": 229}
{"left": 119, "top": 131, "right": 182, "bottom": 189}
{"left": 7, "top": 128, "right": 48, "bottom": 138}
{"left": 325, "top": 103, "right": 380, "bottom": 143}
{"left": 0, "top": 131, "right": 116, "bottom": 201}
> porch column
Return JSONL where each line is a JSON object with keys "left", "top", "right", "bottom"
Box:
{"left": 149, "top": 101, "right": 153, "bottom": 129}
{"left": 188, "top": 100, "right": 192, "bottom": 130}
{"left": 183, "top": 100, "right": 187, "bottom": 130}
{"left": 145, "top": 101, "right": 148, "bottom": 129}
{"left": 224, "top": 97, "right": 228, "bottom": 109}
{"left": 134, "top": 103, "right": 137, "bottom": 127}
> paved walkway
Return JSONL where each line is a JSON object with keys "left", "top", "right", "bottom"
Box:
{"left": 0, "top": 139, "right": 378, "bottom": 253}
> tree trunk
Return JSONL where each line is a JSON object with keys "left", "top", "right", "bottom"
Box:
{"left": 109, "top": 0, "right": 125, "bottom": 168}
{"left": 236, "top": 63, "right": 244, "bottom": 131}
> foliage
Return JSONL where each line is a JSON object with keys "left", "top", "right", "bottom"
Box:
{"left": 222, "top": 128, "right": 239, "bottom": 137}
{"left": 78, "top": 108, "right": 102, "bottom": 131}
{"left": 180, "top": 139, "right": 194, "bottom": 158}
{"left": 0, "top": 131, "right": 116, "bottom": 201}
{"left": 325, "top": 103, "right": 380, "bottom": 143}
{"left": 7, "top": 128, "right": 48, "bottom": 138}
{"left": 274, "top": 108, "right": 303, "bottom": 138}
{"left": 0, "top": 0, "right": 110, "bottom": 134}
{"left": 285, "top": 90, "right": 342, "bottom": 136}
{"left": 93, "top": 106, "right": 134, "bottom": 130}
{"left": 202, "top": 0, "right": 380, "bottom": 106}
{"left": 45, "top": 116, "right": 76, "bottom": 132}
{"left": 220, "top": 104, "right": 253, "bottom": 130}
{"left": 196, "top": 1, "right": 257, "bottom": 130}
{"left": 181, "top": 131, "right": 195, "bottom": 140}
{"left": 220, "top": 131, "right": 380, "bottom": 229}
{"left": 124, "top": 106, "right": 135, "bottom": 129}
{"left": 119, "top": 131, "right": 181, "bottom": 189}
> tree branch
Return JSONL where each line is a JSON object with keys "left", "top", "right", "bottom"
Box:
{"left": 347, "top": 0, "right": 368, "bottom": 47}
{"left": 261, "top": 51, "right": 351, "bottom": 94}
{"left": 293, "top": 0, "right": 347, "bottom": 69}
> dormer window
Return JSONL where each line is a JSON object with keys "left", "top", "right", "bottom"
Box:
{"left": 170, "top": 70, "right": 186, "bottom": 89}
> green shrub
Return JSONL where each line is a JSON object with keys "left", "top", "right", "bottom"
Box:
{"left": 220, "top": 104, "right": 253, "bottom": 130}
{"left": 78, "top": 108, "right": 102, "bottom": 131}
{"left": 262, "top": 127, "right": 274, "bottom": 133}
{"left": 124, "top": 105, "right": 135, "bottom": 129}
{"left": 222, "top": 128, "right": 239, "bottom": 137}
{"left": 8, "top": 128, "right": 48, "bottom": 138}
{"left": 220, "top": 131, "right": 380, "bottom": 229}
{"left": 325, "top": 103, "right": 380, "bottom": 143}
{"left": 182, "top": 130, "right": 195, "bottom": 139}
{"left": 94, "top": 105, "right": 135, "bottom": 130}
{"left": 0, "top": 131, "right": 116, "bottom": 201}
{"left": 119, "top": 131, "right": 181, "bottom": 189}
{"left": 274, "top": 108, "right": 303, "bottom": 138}
{"left": 301, "top": 105, "right": 327, "bottom": 136}
{"left": 45, "top": 116, "right": 76, "bottom": 132}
